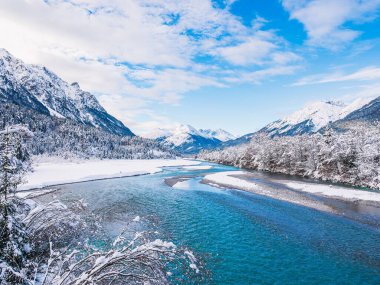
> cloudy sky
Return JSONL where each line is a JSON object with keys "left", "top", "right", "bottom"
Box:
{"left": 1, "top": 0, "right": 380, "bottom": 136}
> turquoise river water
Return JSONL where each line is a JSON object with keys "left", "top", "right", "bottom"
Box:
{"left": 41, "top": 163, "right": 380, "bottom": 284}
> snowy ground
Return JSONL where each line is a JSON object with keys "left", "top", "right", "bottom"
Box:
{"left": 20, "top": 159, "right": 200, "bottom": 190}
{"left": 204, "top": 171, "right": 259, "bottom": 192}
{"left": 182, "top": 165, "right": 213, "bottom": 170}
{"left": 283, "top": 181, "right": 380, "bottom": 202}
{"left": 204, "top": 171, "right": 380, "bottom": 203}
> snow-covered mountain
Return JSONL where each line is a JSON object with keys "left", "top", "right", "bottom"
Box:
{"left": 198, "top": 129, "right": 236, "bottom": 142}
{"left": 260, "top": 101, "right": 346, "bottom": 137}
{"left": 146, "top": 124, "right": 233, "bottom": 154}
{"left": 260, "top": 99, "right": 374, "bottom": 137}
{"left": 222, "top": 97, "right": 377, "bottom": 147}
{"left": 0, "top": 48, "right": 134, "bottom": 136}
{"left": 342, "top": 96, "right": 380, "bottom": 122}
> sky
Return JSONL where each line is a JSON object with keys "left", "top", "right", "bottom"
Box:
{"left": 0, "top": 0, "right": 380, "bottom": 136}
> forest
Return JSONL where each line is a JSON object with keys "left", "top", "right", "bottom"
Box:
{"left": 0, "top": 103, "right": 176, "bottom": 160}
{"left": 199, "top": 121, "right": 380, "bottom": 189}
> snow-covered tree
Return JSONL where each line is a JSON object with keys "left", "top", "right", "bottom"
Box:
{"left": 199, "top": 121, "right": 380, "bottom": 189}
{"left": 0, "top": 125, "right": 33, "bottom": 284}
{"left": 0, "top": 103, "right": 177, "bottom": 160}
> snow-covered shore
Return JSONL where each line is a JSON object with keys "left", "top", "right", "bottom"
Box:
{"left": 182, "top": 165, "right": 213, "bottom": 170}
{"left": 283, "top": 181, "right": 380, "bottom": 202}
{"left": 20, "top": 159, "right": 200, "bottom": 190}
{"left": 204, "top": 171, "right": 380, "bottom": 203}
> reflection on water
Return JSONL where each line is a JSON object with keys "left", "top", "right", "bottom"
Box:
{"left": 37, "top": 163, "right": 380, "bottom": 285}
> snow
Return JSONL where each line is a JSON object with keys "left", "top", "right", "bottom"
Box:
{"left": 204, "top": 171, "right": 380, "bottom": 202}
{"left": 198, "top": 128, "right": 236, "bottom": 142}
{"left": 339, "top": 96, "right": 375, "bottom": 118}
{"left": 34, "top": 95, "right": 65, "bottom": 118}
{"left": 265, "top": 97, "right": 377, "bottom": 135}
{"left": 0, "top": 124, "right": 33, "bottom": 136}
{"left": 16, "top": 189, "right": 57, "bottom": 199}
{"left": 287, "top": 101, "right": 345, "bottom": 130}
{"left": 19, "top": 159, "right": 200, "bottom": 190}
{"left": 144, "top": 124, "right": 235, "bottom": 146}
{"left": 1, "top": 48, "right": 133, "bottom": 135}
{"left": 266, "top": 101, "right": 345, "bottom": 134}
{"left": 172, "top": 180, "right": 191, "bottom": 189}
{"left": 182, "top": 165, "right": 213, "bottom": 170}
{"left": 166, "top": 132, "right": 194, "bottom": 146}
{"left": 284, "top": 181, "right": 380, "bottom": 202}
{"left": 46, "top": 106, "right": 65, "bottom": 118}
{"left": 144, "top": 128, "right": 173, "bottom": 139}
{"left": 204, "top": 171, "right": 262, "bottom": 192}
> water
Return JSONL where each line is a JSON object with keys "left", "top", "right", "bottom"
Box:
{"left": 40, "top": 163, "right": 380, "bottom": 284}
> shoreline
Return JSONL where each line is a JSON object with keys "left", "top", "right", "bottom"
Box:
{"left": 200, "top": 171, "right": 380, "bottom": 228}
{"left": 19, "top": 159, "right": 201, "bottom": 191}
{"left": 18, "top": 160, "right": 380, "bottom": 228}
{"left": 207, "top": 161, "right": 379, "bottom": 192}
{"left": 201, "top": 173, "right": 337, "bottom": 213}
{"left": 17, "top": 172, "right": 152, "bottom": 193}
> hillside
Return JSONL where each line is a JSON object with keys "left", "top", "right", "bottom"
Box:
{"left": 0, "top": 48, "right": 133, "bottom": 136}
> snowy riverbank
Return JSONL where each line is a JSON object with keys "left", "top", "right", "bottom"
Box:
{"left": 203, "top": 171, "right": 380, "bottom": 203}
{"left": 20, "top": 159, "right": 200, "bottom": 190}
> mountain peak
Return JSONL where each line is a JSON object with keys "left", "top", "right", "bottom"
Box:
{"left": 325, "top": 100, "right": 345, "bottom": 107}
{"left": 260, "top": 98, "right": 376, "bottom": 137}
{"left": 175, "top": 124, "right": 200, "bottom": 136}
{"left": 70, "top": 82, "right": 81, "bottom": 89}
{"left": 0, "top": 49, "right": 134, "bottom": 136}
{"left": 198, "top": 128, "right": 236, "bottom": 142}
{"left": 145, "top": 124, "right": 235, "bottom": 154}
{"left": 0, "top": 48, "right": 11, "bottom": 58}
{"left": 261, "top": 100, "right": 346, "bottom": 137}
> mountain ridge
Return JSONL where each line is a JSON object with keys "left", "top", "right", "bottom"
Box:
{"left": 223, "top": 97, "right": 378, "bottom": 148}
{"left": 146, "top": 124, "right": 235, "bottom": 154}
{"left": 0, "top": 48, "right": 134, "bottom": 136}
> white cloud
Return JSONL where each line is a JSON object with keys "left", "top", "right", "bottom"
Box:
{"left": 292, "top": 66, "right": 380, "bottom": 86}
{"left": 282, "top": 0, "right": 380, "bottom": 49}
{"left": 0, "top": 0, "right": 302, "bottom": 133}
{"left": 216, "top": 38, "right": 276, "bottom": 66}
{"left": 226, "top": 65, "right": 301, "bottom": 84}
{"left": 97, "top": 94, "right": 178, "bottom": 136}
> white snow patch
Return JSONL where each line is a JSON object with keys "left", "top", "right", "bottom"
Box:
{"left": 47, "top": 105, "right": 65, "bottom": 118}
{"left": 172, "top": 180, "right": 191, "bottom": 189}
{"left": 182, "top": 165, "right": 213, "bottom": 170}
{"left": 15, "top": 189, "right": 57, "bottom": 198}
{"left": 20, "top": 159, "right": 200, "bottom": 190}
{"left": 204, "top": 171, "right": 261, "bottom": 191}
{"left": 284, "top": 181, "right": 380, "bottom": 202}
{"left": 198, "top": 128, "right": 236, "bottom": 141}
{"left": 205, "top": 171, "right": 380, "bottom": 202}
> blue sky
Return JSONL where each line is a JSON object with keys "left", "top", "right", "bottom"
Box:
{"left": 1, "top": 0, "right": 380, "bottom": 136}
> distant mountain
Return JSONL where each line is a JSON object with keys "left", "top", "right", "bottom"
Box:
{"left": 198, "top": 129, "right": 236, "bottom": 142}
{"left": 221, "top": 132, "right": 256, "bottom": 147}
{"left": 260, "top": 98, "right": 377, "bottom": 137}
{"left": 223, "top": 97, "right": 376, "bottom": 147}
{"left": 260, "top": 101, "right": 346, "bottom": 137}
{"left": 146, "top": 124, "right": 234, "bottom": 154}
{"left": 0, "top": 48, "right": 134, "bottom": 136}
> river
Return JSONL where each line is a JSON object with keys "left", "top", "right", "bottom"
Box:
{"left": 36, "top": 162, "right": 380, "bottom": 284}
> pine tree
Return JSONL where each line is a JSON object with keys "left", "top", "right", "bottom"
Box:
{"left": 0, "top": 126, "right": 32, "bottom": 284}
